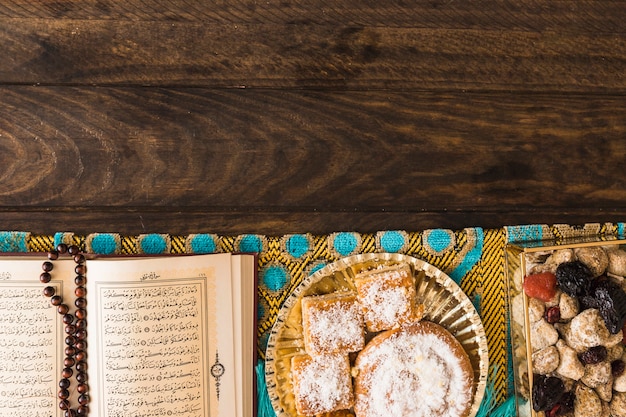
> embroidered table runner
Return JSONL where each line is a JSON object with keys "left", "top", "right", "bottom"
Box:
{"left": 2, "top": 222, "right": 623, "bottom": 415}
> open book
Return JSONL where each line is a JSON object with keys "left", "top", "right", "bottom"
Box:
{"left": 0, "top": 252, "right": 256, "bottom": 417}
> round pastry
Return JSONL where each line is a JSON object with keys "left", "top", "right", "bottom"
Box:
{"left": 353, "top": 321, "right": 474, "bottom": 417}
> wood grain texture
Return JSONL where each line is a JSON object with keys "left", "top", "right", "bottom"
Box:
{"left": 1, "top": 209, "right": 624, "bottom": 236}
{"left": 1, "top": 19, "right": 624, "bottom": 91}
{"left": 0, "top": 0, "right": 623, "bottom": 32}
{"left": 1, "top": 86, "right": 625, "bottom": 233}
{"left": 1, "top": 1, "right": 625, "bottom": 235}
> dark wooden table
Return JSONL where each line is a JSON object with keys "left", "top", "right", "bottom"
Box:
{"left": 1, "top": 1, "right": 625, "bottom": 236}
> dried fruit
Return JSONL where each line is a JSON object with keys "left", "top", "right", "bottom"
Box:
{"left": 546, "top": 404, "right": 560, "bottom": 417}
{"left": 545, "top": 306, "right": 561, "bottom": 324}
{"left": 558, "top": 391, "right": 575, "bottom": 414}
{"left": 579, "top": 346, "right": 608, "bottom": 365}
{"left": 589, "top": 277, "right": 626, "bottom": 334}
{"left": 532, "top": 374, "right": 565, "bottom": 411}
{"left": 612, "top": 359, "right": 626, "bottom": 377}
{"left": 524, "top": 272, "right": 557, "bottom": 302}
{"left": 556, "top": 261, "right": 593, "bottom": 297}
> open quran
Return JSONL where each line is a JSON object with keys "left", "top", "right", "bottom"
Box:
{"left": 0, "top": 252, "right": 256, "bottom": 417}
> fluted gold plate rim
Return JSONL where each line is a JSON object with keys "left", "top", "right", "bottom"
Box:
{"left": 265, "top": 252, "right": 489, "bottom": 417}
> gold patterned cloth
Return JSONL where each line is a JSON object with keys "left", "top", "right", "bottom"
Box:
{"left": 4, "top": 222, "right": 623, "bottom": 407}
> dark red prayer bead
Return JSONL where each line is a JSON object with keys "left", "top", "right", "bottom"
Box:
{"left": 40, "top": 272, "right": 51, "bottom": 283}
{"left": 74, "top": 275, "right": 86, "bottom": 286}
{"left": 76, "top": 362, "right": 87, "bottom": 372}
{"left": 75, "top": 297, "right": 87, "bottom": 309}
{"left": 75, "top": 286, "right": 86, "bottom": 297}
{"left": 43, "top": 246, "right": 88, "bottom": 416}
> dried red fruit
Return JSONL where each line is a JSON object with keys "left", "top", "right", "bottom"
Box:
{"left": 579, "top": 346, "right": 608, "bottom": 365}
{"left": 523, "top": 272, "right": 557, "bottom": 302}
{"left": 532, "top": 374, "right": 564, "bottom": 412}
{"left": 545, "top": 306, "right": 561, "bottom": 324}
{"left": 546, "top": 404, "right": 560, "bottom": 417}
{"left": 612, "top": 359, "right": 626, "bottom": 377}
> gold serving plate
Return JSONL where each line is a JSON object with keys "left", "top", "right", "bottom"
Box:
{"left": 265, "top": 252, "right": 489, "bottom": 417}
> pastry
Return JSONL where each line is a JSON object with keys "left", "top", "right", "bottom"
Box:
{"left": 301, "top": 292, "right": 365, "bottom": 355}
{"left": 291, "top": 353, "right": 354, "bottom": 416}
{"left": 353, "top": 321, "right": 474, "bottom": 417}
{"left": 354, "top": 264, "right": 423, "bottom": 332}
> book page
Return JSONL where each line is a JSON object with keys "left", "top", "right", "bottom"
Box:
{"left": 0, "top": 258, "right": 76, "bottom": 417}
{"left": 231, "top": 254, "right": 256, "bottom": 417}
{"left": 86, "top": 254, "right": 237, "bottom": 417}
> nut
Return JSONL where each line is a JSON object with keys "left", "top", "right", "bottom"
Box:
{"left": 574, "top": 384, "right": 603, "bottom": 417}
{"left": 608, "top": 249, "right": 626, "bottom": 277}
{"left": 575, "top": 247, "right": 609, "bottom": 277}
{"left": 581, "top": 361, "right": 612, "bottom": 388}
{"left": 532, "top": 345, "right": 559, "bottom": 375}
{"left": 556, "top": 339, "right": 585, "bottom": 381}
{"left": 531, "top": 318, "right": 559, "bottom": 351}
{"left": 559, "top": 293, "right": 580, "bottom": 321}
{"left": 611, "top": 391, "right": 626, "bottom": 417}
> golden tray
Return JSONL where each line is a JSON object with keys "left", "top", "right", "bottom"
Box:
{"left": 264, "top": 252, "right": 489, "bottom": 417}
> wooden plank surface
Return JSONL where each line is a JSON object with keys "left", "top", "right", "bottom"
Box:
{"left": 1, "top": 19, "right": 624, "bottom": 91}
{"left": 0, "top": 1, "right": 625, "bottom": 235}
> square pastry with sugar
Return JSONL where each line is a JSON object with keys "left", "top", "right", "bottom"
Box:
{"left": 301, "top": 292, "right": 365, "bottom": 355}
{"left": 291, "top": 353, "right": 354, "bottom": 416}
{"left": 354, "top": 263, "right": 423, "bottom": 332}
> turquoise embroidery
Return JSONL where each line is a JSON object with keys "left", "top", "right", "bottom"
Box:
{"left": 333, "top": 232, "right": 358, "bottom": 257}
{"left": 262, "top": 265, "right": 289, "bottom": 292}
{"left": 54, "top": 232, "right": 74, "bottom": 248}
{"left": 449, "top": 228, "right": 484, "bottom": 283}
{"left": 190, "top": 234, "right": 217, "bottom": 254}
{"left": 425, "top": 229, "right": 454, "bottom": 254}
{"left": 506, "top": 224, "right": 543, "bottom": 243}
{"left": 379, "top": 230, "right": 406, "bottom": 253}
{"left": 285, "top": 234, "right": 309, "bottom": 259}
{"left": 619, "top": 223, "right": 625, "bottom": 238}
{"left": 0, "top": 231, "right": 28, "bottom": 252}
{"left": 90, "top": 234, "right": 118, "bottom": 255}
{"left": 140, "top": 234, "right": 168, "bottom": 254}
{"left": 239, "top": 234, "right": 263, "bottom": 253}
